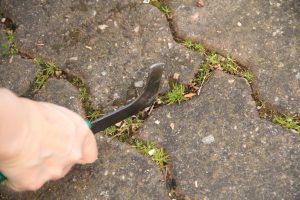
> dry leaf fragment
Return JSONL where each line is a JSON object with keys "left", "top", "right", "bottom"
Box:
{"left": 184, "top": 93, "right": 196, "bottom": 99}
{"left": 196, "top": 0, "right": 204, "bottom": 7}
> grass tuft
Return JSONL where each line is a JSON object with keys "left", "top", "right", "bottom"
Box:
{"left": 133, "top": 140, "right": 169, "bottom": 168}
{"left": 273, "top": 115, "right": 300, "bottom": 134}
{"left": 33, "top": 58, "right": 58, "bottom": 91}
{"left": 104, "top": 116, "right": 143, "bottom": 142}
{"left": 243, "top": 70, "right": 254, "bottom": 83}
{"left": 182, "top": 39, "right": 206, "bottom": 54}
{"left": 166, "top": 84, "right": 186, "bottom": 105}
{"left": 1, "top": 29, "right": 18, "bottom": 57}
{"left": 150, "top": 0, "right": 172, "bottom": 18}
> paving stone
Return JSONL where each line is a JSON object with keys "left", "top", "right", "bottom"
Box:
{"left": 1, "top": 0, "right": 203, "bottom": 110}
{"left": 0, "top": 135, "right": 169, "bottom": 200}
{"left": 0, "top": 56, "right": 39, "bottom": 95}
{"left": 0, "top": 25, "right": 7, "bottom": 61}
{"left": 34, "top": 78, "right": 85, "bottom": 117}
{"left": 165, "top": 0, "right": 300, "bottom": 113}
{"left": 137, "top": 71, "right": 300, "bottom": 199}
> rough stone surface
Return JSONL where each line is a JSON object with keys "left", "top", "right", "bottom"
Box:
{"left": 0, "top": 25, "right": 7, "bottom": 61}
{"left": 0, "top": 56, "right": 39, "bottom": 95}
{"left": 0, "top": 135, "right": 169, "bottom": 200}
{"left": 165, "top": 0, "right": 300, "bottom": 113}
{"left": 34, "top": 78, "right": 85, "bottom": 117}
{"left": 137, "top": 71, "right": 300, "bottom": 199}
{"left": 1, "top": 0, "right": 203, "bottom": 110}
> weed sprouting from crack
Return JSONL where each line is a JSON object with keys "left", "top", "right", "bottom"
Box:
{"left": 133, "top": 140, "right": 169, "bottom": 169}
{"left": 150, "top": 0, "right": 172, "bottom": 19}
{"left": 66, "top": 75, "right": 102, "bottom": 120}
{"left": 33, "top": 58, "right": 59, "bottom": 91}
{"left": 273, "top": 114, "right": 300, "bottom": 134}
{"left": 182, "top": 39, "right": 206, "bottom": 54}
{"left": 1, "top": 29, "right": 18, "bottom": 58}
{"left": 104, "top": 115, "right": 143, "bottom": 142}
{"left": 243, "top": 70, "right": 254, "bottom": 83}
{"left": 165, "top": 83, "right": 186, "bottom": 105}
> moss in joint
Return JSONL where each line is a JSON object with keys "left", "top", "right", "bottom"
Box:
{"left": 1, "top": 29, "right": 18, "bottom": 57}
{"left": 133, "top": 140, "right": 169, "bottom": 169}
{"left": 33, "top": 58, "right": 59, "bottom": 91}
{"left": 150, "top": 0, "right": 172, "bottom": 18}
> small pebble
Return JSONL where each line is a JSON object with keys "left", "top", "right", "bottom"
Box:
{"left": 98, "top": 24, "right": 108, "bottom": 30}
{"left": 237, "top": 22, "right": 242, "bottom": 27}
{"left": 148, "top": 149, "right": 156, "bottom": 156}
{"left": 134, "top": 80, "right": 144, "bottom": 88}
{"left": 202, "top": 135, "right": 215, "bottom": 144}
{"left": 69, "top": 56, "right": 78, "bottom": 61}
{"left": 155, "top": 120, "right": 160, "bottom": 125}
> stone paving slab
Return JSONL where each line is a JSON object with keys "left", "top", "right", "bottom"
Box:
{"left": 165, "top": 0, "right": 300, "bottom": 113}
{"left": 137, "top": 71, "right": 300, "bottom": 199}
{"left": 1, "top": 0, "right": 203, "bottom": 111}
{"left": 34, "top": 78, "right": 85, "bottom": 117}
{"left": 0, "top": 135, "right": 169, "bottom": 200}
{"left": 0, "top": 56, "right": 39, "bottom": 95}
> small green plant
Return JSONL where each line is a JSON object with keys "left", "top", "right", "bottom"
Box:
{"left": 86, "top": 111, "right": 102, "bottom": 120}
{"left": 150, "top": 0, "right": 172, "bottom": 18}
{"left": 243, "top": 70, "right": 254, "bottom": 82}
{"left": 194, "top": 62, "right": 211, "bottom": 84}
{"left": 182, "top": 39, "right": 194, "bottom": 49}
{"left": 207, "top": 53, "right": 221, "bottom": 65}
{"left": 134, "top": 140, "right": 154, "bottom": 154}
{"left": 105, "top": 126, "right": 118, "bottom": 136}
{"left": 33, "top": 58, "right": 58, "bottom": 91}
{"left": 166, "top": 84, "right": 186, "bottom": 104}
{"left": 124, "top": 116, "right": 143, "bottom": 132}
{"left": 2, "top": 29, "right": 18, "bottom": 56}
{"left": 182, "top": 39, "right": 206, "bottom": 54}
{"left": 104, "top": 116, "right": 143, "bottom": 142}
{"left": 222, "top": 57, "right": 238, "bottom": 74}
{"left": 273, "top": 115, "right": 300, "bottom": 133}
{"left": 152, "top": 148, "right": 169, "bottom": 167}
{"left": 1, "top": 44, "right": 10, "bottom": 57}
{"left": 133, "top": 140, "right": 169, "bottom": 168}
{"left": 160, "top": 5, "right": 172, "bottom": 18}
{"left": 79, "top": 87, "right": 88, "bottom": 101}
{"left": 194, "top": 43, "right": 206, "bottom": 54}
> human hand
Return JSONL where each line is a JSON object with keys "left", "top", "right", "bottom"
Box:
{"left": 0, "top": 89, "right": 98, "bottom": 191}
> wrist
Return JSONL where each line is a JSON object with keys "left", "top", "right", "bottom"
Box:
{"left": 0, "top": 89, "right": 29, "bottom": 162}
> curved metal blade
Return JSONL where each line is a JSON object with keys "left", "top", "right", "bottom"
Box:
{"left": 90, "top": 63, "right": 164, "bottom": 133}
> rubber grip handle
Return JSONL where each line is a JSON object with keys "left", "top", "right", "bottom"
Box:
{"left": 0, "top": 119, "right": 93, "bottom": 183}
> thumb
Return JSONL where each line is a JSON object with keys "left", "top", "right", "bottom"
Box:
{"left": 78, "top": 132, "right": 98, "bottom": 164}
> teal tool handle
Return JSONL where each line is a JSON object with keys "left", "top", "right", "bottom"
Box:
{"left": 0, "top": 172, "right": 6, "bottom": 182}
{"left": 0, "top": 120, "right": 92, "bottom": 183}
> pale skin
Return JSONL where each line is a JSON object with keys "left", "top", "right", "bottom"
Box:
{"left": 0, "top": 88, "right": 98, "bottom": 191}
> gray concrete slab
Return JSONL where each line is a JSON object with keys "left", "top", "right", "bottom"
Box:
{"left": 1, "top": 0, "right": 203, "bottom": 111}
{"left": 165, "top": 0, "right": 300, "bottom": 113}
{"left": 137, "top": 71, "right": 300, "bottom": 199}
